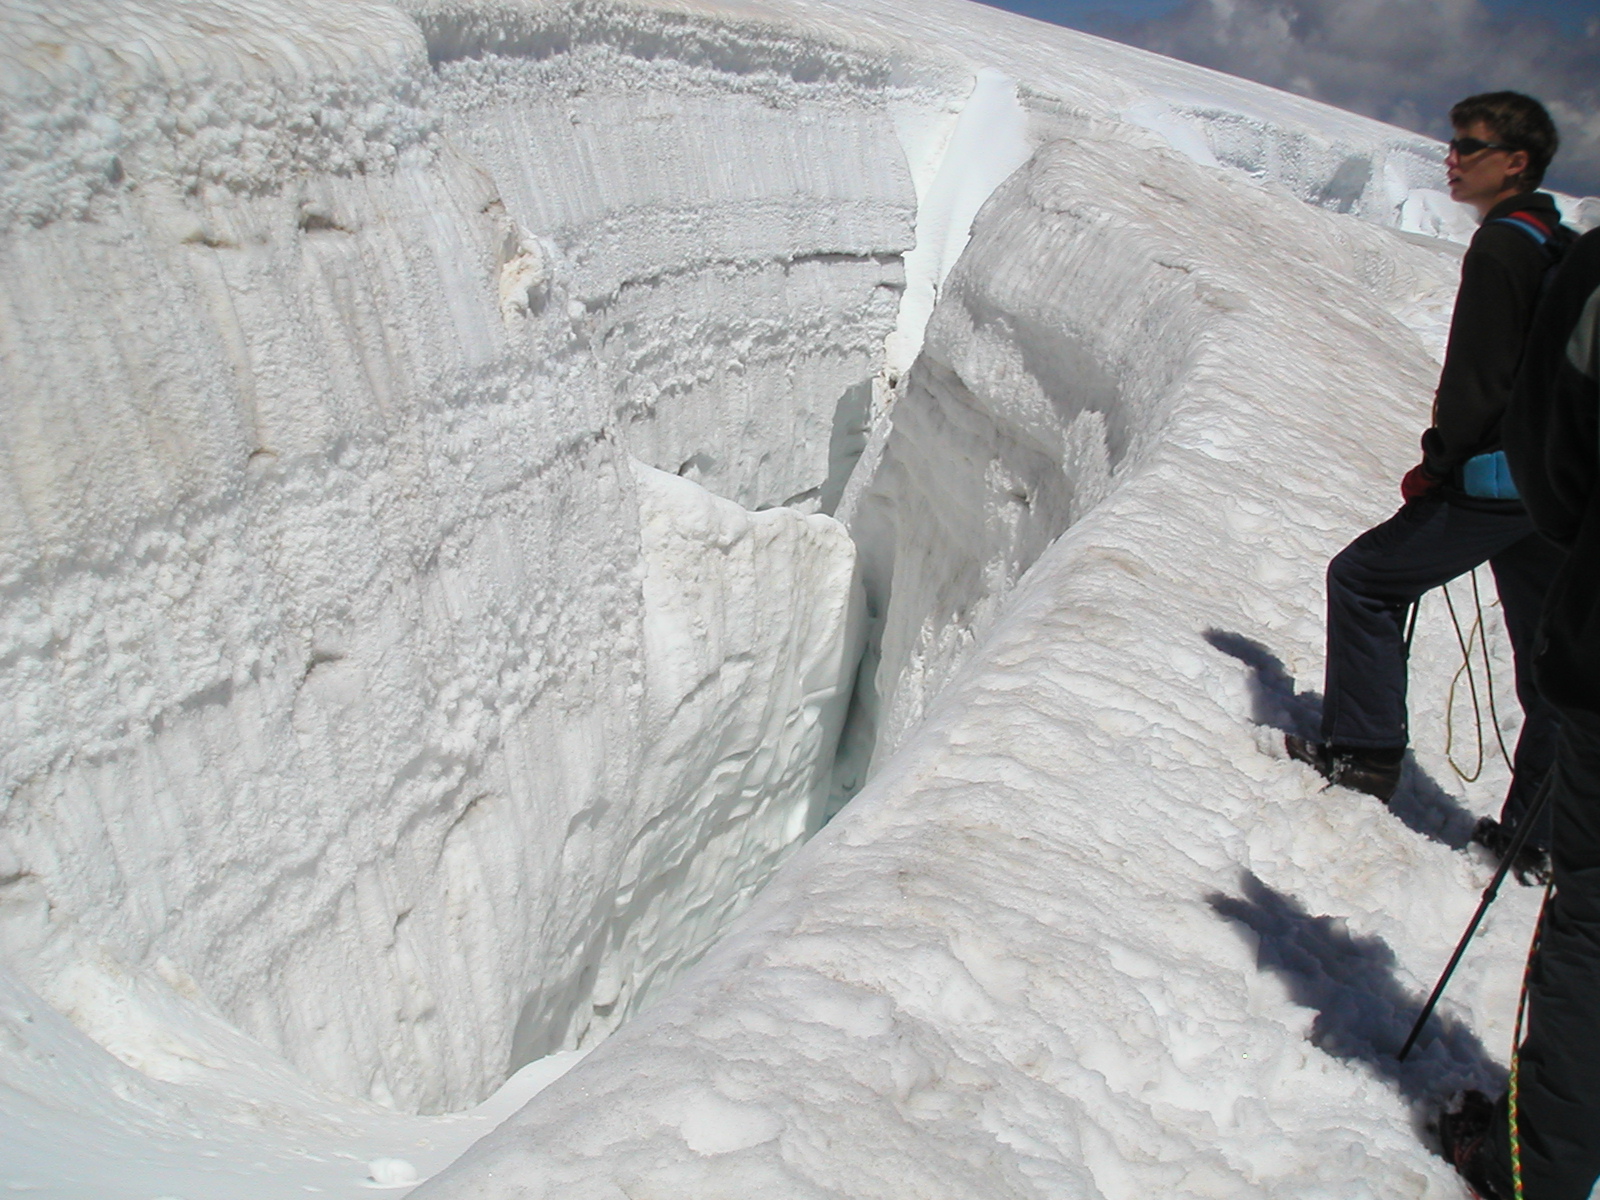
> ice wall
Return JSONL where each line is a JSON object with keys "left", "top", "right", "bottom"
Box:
{"left": 424, "top": 39, "right": 912, "bottom": 511}
{"left": 0, "top": 0, "right": 885, "bottom": 1122}
{"left": 848, "top": 115, "right": 1198, "bottom": 763}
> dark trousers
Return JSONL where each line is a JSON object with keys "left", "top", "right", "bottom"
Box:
{"left": 1485, "top": 708, "right": 1600, "bottom": 1200}
{"left": 1320, "top": 494, "right": 1563, "bottom": 839}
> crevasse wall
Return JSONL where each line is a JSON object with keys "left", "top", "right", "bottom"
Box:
{"left": 0, "top": 0, "right": 905, "bottom": 1117}
{"left": 849, "top": 101, "right": 1458, "bottom": 769}
{"left": 847, "top": 115, "right": 1199, "bottom": 764}
{"left": 424, "top": 40, "right": 912, "bottom": 511}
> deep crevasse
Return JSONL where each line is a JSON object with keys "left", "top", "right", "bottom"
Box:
{"left": 3, "top": 0, "right": 1597, "bottom": 1197}
{"left": 0, "top": 0, "right": 909, "bottom": 1132}
{"left": 416, "top": 94, "right": 1525, "bottom": 1200}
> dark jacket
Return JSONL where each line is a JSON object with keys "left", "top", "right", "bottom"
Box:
{"left": 1505, "top": 226, "right": 1600, "bottom": 714}
{"left": 1423, "top": 191, "right": 1567, "bottom": 492}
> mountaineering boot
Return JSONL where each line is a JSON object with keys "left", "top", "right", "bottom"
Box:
{"left": 1285, "top": 735, "right": 1404, "bottom": 802}
{"left": 1470, "top": 815, "right": 1552, "bottom": 886}
{"left": 1437, "top": 1090, "right": 1511, "bottom": 1200}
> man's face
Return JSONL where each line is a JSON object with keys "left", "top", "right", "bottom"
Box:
{"left": 1445, "top": 119, "right": 1530, "bottom": 215}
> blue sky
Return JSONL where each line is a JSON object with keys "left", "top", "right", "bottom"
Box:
{"left": 973, "top": 0, "right": 1600, "bottom": 194}
{"left": 979, "top": 1, "right": 1597, "bottom": 31}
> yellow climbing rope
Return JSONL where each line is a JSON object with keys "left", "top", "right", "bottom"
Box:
{"left": 1442, "top": 569, "right": 1515, "bottom": 783}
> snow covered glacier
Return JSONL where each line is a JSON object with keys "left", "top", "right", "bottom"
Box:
{"left": 2, "top": 0, "right": 1595, "bottom": 1196}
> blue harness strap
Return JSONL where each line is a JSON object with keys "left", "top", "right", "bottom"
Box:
{"left": 1493, "top": 214, "right": 1552, "bottom": 246}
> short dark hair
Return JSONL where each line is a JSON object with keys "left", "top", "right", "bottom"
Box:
{"left": 1450, "top": 91, "right": 1559, "bottom": 189}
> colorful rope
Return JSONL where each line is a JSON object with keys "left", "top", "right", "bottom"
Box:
{"left": 1510, "top": 878, "right": 1554, "bottom": 1200}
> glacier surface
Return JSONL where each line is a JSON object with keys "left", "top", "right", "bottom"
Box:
{"left": 1, "top": 0, "right": 1595, "bottom": 1196}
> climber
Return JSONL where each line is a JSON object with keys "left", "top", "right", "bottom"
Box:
{"left": 1288, "top": 92, "right": 1575, "bottom": 884}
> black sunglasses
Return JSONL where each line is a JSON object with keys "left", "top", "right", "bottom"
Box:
{"left": 1447, "top": 136, "right": 1515, "bottom": 157}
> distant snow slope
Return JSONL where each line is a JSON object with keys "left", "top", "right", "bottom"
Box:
{"left": 1, "top": 0, "right": 1592, "bottom": 1196}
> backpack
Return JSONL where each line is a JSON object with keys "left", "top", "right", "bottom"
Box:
{"left": 1460, "top": 210, "right": 1579, "bottom": 500}
{"left": 1492, "top": 209, "right": 1580, "bottom": 295}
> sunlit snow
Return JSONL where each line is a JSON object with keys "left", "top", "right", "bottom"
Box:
{"left": 2, "top": 0, "right": 1597, "bottom": 1197}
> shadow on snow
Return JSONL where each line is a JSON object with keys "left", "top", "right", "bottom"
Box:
{"left": 1208, "top": 871, "right": 1504, "bottom": 1131}
{"left": 1203, "top": 629, "right": 1481, "bottom": 849}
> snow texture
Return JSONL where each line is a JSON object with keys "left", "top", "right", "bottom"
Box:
{"left": 1, "top": 0, "right": 1596, "bottom": 1197}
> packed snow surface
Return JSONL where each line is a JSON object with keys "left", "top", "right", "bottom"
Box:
{"left": 1, "top": 0, "right": 1596, "bottom": 1196}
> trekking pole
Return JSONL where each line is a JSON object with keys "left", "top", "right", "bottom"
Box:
{"left": 1398, "top": 775, "right": 1554, "bottom": 1061}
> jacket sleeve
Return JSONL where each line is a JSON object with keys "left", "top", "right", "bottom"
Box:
{"left": 1423, "top": 226, "right": 1547, "bottom": 477}
{"left": 1505, "top": 231, "right": 1600, "bottom": 546}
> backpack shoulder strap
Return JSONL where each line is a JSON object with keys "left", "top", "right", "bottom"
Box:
{"left": 1492, "top": 210, "right": 1555, "bottom": 248}
{"left": 1491, "top": 211, "right": 1582, "bottom": 277}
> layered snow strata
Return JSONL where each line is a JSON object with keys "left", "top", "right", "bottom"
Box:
{"left": 0, "top": 0, "right": 436, "bottom": 231}
{"left": 1, "top": 0, "right": 878, "bottom": 1124}
{"left": 426, "top": 33, "right": 915, "bottom": 511}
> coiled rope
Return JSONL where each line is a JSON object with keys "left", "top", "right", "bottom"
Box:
{"left": 1441, "top": 567, "right": 1515, "bottom": 782}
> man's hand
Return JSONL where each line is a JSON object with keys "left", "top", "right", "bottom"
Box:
{"left": 1401, "top": 462, "right": 1441, "bottom": 502}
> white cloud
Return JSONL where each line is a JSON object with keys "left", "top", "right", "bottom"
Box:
{"left": 1092, "top": 0, "right": 1600, "bottom": 195}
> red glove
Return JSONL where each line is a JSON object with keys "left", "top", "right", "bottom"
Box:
{"left": 1401, "top": 462, "right": 1440, "bottom": 502}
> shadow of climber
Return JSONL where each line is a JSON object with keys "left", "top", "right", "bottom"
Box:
{"left": 1205, "top": 628, "right": 1482, "bottom": 850}
{"left": 1208, "top": 872, "right": 1503, "bottom": 1121}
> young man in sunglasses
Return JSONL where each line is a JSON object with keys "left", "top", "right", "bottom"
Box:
{"left": 1289, "top": 93, "right": 1573, "bottom": 879}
